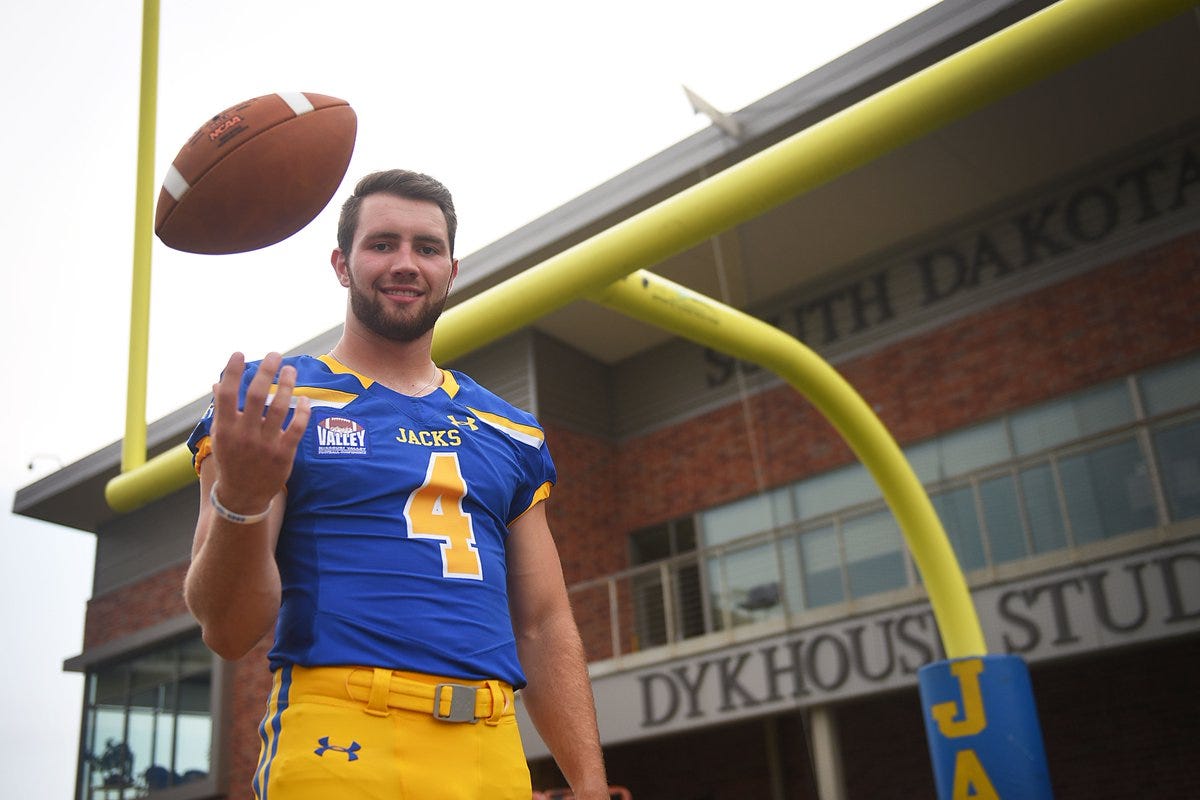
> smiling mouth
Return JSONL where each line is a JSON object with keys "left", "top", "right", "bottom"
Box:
{"left": 380, "top": 286, "right": 423, "bottom": 299}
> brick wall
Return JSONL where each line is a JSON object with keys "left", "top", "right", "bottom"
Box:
{"left": 543, "top": 425, "right": 622, "bottom": 585}
{"left": 82, "top": 562, "right": 189, "bottom": 650}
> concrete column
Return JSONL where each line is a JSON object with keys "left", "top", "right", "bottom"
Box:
{"left": 808, "top": 705, "right": 847, "bottom": 800}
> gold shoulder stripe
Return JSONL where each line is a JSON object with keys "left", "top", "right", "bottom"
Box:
{"left": 466, "top": 407, "right": 545, "bottom": 449}
{"left": 267, "top": 385, "right": 359, "bottom": 409}
{"left": 317, "top": 353, "right": 374, "bottom": 389}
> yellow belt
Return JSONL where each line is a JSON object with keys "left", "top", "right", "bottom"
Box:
{"left": 289, "top": 665, "right": 515, "bottom": 726}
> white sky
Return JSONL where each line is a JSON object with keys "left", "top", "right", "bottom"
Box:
{"left": 0, "top": 1, "right": 937, "bottom": 795}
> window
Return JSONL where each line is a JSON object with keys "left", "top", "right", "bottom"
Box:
{"left": 628, "top": 519, "right": 703, "bottom": 648}
{"left": 1010, "top": 381, "right": 1133, "bottom": 455}
{"left": 1018, "top": 463, "right": 1068, "bottom": 554}
{"left": 930, "top": 485, "right": 987, "bottom": 571}
{"left": 80, "top": 635, "right": 214, "bottom": 800}
{"left": 1154, "top": 418, "right": 1200, "bottom": 521}
{"left": 1139, "top": 354, "right": 1200, "bottom": 416}
{"left": 707, "top": 538, "right": 783, "bottom": 631}
{"left": 700, "top": 487, "right": 793, "bottom": 546}
{"left": 1141, "top": 355, "right": 1200, "bottom": 522}
{"left": 1059, "top": 437, "right": 1156, "bottom": 542}
{"left": 842, "top": 509, "right": 908, "bottom": 598}
{"left": 978, "top": 474, "right": 1028, "bottom": 564}
{"left": 793, "top": 464, "right": 879, "bottom": 519}
{"left": 796, "top": 525, "right": 844, "bottom": 608}
{"left": 907, "top": 420, "right": 1010, "bottom": 482}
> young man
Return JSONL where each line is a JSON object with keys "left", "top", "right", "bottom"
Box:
{"left": 184, "top": 170, "right": 608, "bottom": 799}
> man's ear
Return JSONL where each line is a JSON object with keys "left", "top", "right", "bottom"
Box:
{"left": 449, "top": 258, "right": 459, "bottom": 291}
{"left": 331, "top": 249, "right": 351, "bottom": 287}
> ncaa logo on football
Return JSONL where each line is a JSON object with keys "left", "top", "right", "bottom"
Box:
{"left": 315, "top": 416, "right": 370, "bottom": 457}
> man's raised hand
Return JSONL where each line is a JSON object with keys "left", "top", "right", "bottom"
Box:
{"left": 209, "top": 351, "right": 312, "bottom": 515}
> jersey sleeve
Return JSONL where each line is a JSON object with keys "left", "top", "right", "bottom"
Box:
{"left": 186, "top": 402, "right": 217, "bottom": 476}
{"left": 507, "top": 422, "right": 557, "bottom": 525}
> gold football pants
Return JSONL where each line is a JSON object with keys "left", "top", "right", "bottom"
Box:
{"left": 253, "top": 664, "right": 529, "bottom": 799}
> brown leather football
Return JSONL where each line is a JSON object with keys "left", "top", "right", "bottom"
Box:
{"left": 155, "top": 92, "right": 356, "bottom": 255}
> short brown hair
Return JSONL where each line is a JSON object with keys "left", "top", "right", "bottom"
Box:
{"left": 336, "top": 169, "right": 458, "bottom": 256}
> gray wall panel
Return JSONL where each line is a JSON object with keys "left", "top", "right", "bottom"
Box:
{"left": 93, "top": 486, "right": 198, "bottom": 596}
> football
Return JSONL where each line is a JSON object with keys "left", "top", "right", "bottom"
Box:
{"left": 155, "top": 92, "right": 357, "bottom": 255}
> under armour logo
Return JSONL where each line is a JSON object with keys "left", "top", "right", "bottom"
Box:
{"left": 447, "top": 415, "right": 478, "bottom": 431}
{"left": 314, "top": 737, "right": 361, "bottom": 761}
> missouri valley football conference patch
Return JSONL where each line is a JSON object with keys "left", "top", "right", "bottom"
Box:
{"left": 315, "top": 416, "right": 370, "bottom": 456}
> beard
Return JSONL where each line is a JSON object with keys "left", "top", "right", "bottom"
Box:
{"left": 348, "top": 275, "right": 450, "bottom": 343}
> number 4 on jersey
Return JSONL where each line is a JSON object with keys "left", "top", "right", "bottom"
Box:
{"left": 404, "top": 452, "right": 483, "bottom": 580}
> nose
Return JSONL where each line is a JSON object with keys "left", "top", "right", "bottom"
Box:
{"left": 387, "top": 244, "right": 421, "bottom": 277}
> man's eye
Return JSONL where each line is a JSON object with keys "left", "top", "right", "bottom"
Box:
{"left": 418, "top": 245, "right": 438, "bottom": 256}
{"left": 371, "top": 242, "right": 391, "bottom": 251}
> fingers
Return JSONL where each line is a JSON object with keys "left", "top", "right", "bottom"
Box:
{"left": 209, "top": 352, "right": 311, "bottom": 497}
{"left": 282, "top": 394, "right": 313, "bottom": 450}
{"left": 214, "top": 351, "right": 299, "bottom": 432}
{"left": 246, "top": 352, "right": 284, "bottom": 422}
{"left": 212, "top": 350, "right": 314, "bottom": 455}
{"left": 212, "top": 351, "right": 247, "bottom": 429}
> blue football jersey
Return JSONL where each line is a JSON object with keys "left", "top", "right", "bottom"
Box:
{"left": 187, "top": 354, "right": 556, "bottom": 687}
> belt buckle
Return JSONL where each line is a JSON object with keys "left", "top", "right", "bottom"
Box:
{"left": 433, "top": 683, "right": 479, "bottom": 724}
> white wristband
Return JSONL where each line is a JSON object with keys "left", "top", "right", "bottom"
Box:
{"left": 209, "top": 482, "right": 273, "bottom": 525}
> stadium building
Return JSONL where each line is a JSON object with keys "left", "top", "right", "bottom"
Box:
{"left": 15, "top": 1, "right": 1200, "bottom": 798}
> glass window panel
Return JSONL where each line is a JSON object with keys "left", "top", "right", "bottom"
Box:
{"left": 673, "top": 518, "right": 698, "bottom": 553}
{"left": 938, "top": 422, "right": 1011, "bottom": 479}
{"left": 706, "top": 542, "right": 783, "bottom": 629}
{"left": 629, "top": 524, "right": 671, "bottom": 564}
{"left": 673, "top": 561, "right": 707, "bottom": 640}
{"left": 843, "top": 510, "right": 908, "bottom": 598}
{"left": 127, "top": 706, "right": 156, "bottom": 788}
{"left": 1011, "top": 383, "right": 1134, "bottom": 455}
{"left": 701, "top": 488, "right": 791, "bottom": 547}
{"left": 175, "top": 712, "right": 213, "bottom": 783}
{"left": 1059, "top": 437, "right": 1156, "bottom": 542}
{"left": 930, "top": 486, "right": 987, "bottom": 571}
{"left": 799, "top": 526, "right": 844, "bottom": 608}
{"left": 153, "top": 697, "right": 175, "bottom": 783}
{"left": 86, "top": 708, "right": 129, "bottom": 794}
{"left": 780, "top": 535, "right": 805, "bottom": 615}
{"left": 905, "top": 425, "right": 1010, "bottom": 483}
{"left": 979, "top": 475, "right": 1028, "bottom": 564}
{"left": 904, "top": 439, "right": 942, "bottom": 484}
{"left": 631, "top": 571, "right": 667, "bottom": 647}
{"left": 177, "top": 675, "right": 211, "bottom": 716}
{"left": 1020, "top": 464, "right": 1068, "bottom": 553}
{"left": 630, "top": 518, "right": 698, "bottom": 566}
{"left": 1140, "top": 355, "right": 1200, "bottom": 416}
{"left": 1154, "top": 419, "right": 1200, "bottom": 521}
{"left": 794, "top": 463, "right": 880, "bottom": 520}
{"left": 80, "top": 636, "right": 213, "bottom": 799}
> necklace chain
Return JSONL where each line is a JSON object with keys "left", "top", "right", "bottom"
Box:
{"left": 405, "top": 367, "right": 441, "bottom": 397}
